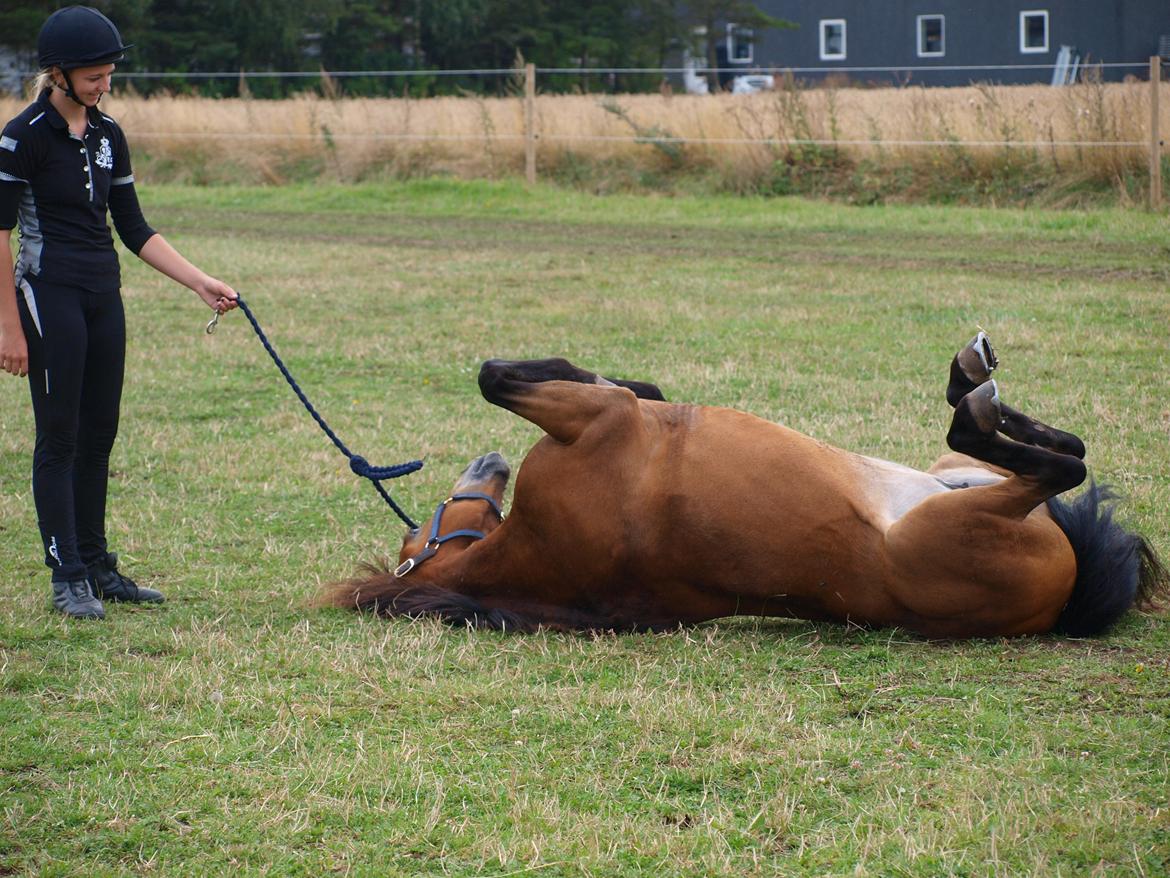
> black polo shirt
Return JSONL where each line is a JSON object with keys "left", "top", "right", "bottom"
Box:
{"left": 0, "top": 89, "right": 155, "bottom": 292}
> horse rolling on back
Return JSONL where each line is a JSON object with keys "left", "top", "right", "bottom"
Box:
{"left": 321, "top": 334, "right": 1168, "bottom": 638}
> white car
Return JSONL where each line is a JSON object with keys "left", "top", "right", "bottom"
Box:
{"left": 730, "top": 74, "right": 775, "bottom": 94}
{"left": 683, "top": 65, "right": 775, "bottom": 95}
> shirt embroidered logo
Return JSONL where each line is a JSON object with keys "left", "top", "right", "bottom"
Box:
{"left": 95, "top": 137, "right": 113, "bottom": 169}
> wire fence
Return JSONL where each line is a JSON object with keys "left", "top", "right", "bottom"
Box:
{"left": 105, "top": 61, "right": 1161, "bottom": 154}
{"left": 101, "top": 60, "right": 1152, "bottom": 79}
{"left": 6, "top": 60, "right": 1159, "bottom": 202}
{"left": 5, "top": 58, "right": 1148, "bottom": 99}
{"left": 126, "top": 132, "right": 1147, "bottom": 149}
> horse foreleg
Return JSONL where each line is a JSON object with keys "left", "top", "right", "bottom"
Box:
{"left": 480, "top": 357, "right": 664, "bottom": 398}
{"left": 946, "top": 334, "right": 1085, "bottom": 458}
{"left": 604, "top": 376, "right": 666, "bottom": 401}
{"left": 479, "top": 358, "right": 648, "bottom": 444}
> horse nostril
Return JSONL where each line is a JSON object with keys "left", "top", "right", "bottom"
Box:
{"left": 480, "top": 451, "right": 510, "bottom": 477}
{"left": 461, "top": 451, "right": 511, "bottom": 484}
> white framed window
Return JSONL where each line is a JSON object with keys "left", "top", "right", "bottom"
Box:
{"left": 819, "top": 19, "right": 846, "bottom": 60}
{"left": 917, "top": 15, "right": 945, "bottom": 57}
{"left": 727, "top": 23, "right": 753, "bottom": 64}
{"left": 1019, "top": 10, "right": 1048, "bottom": 53}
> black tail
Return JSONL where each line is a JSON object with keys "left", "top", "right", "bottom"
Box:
{"left": 1046, "top": 483, "right": 1169, "bottom": 637}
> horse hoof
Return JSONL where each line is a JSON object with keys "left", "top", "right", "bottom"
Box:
{"left": 965, "top": 379, "right": 1002, "bottom": 434}
{"left": 957, "top": 332, "right": 998, "bottom": 384}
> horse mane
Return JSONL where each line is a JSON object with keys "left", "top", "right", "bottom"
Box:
{"left": 316, "top": 559, "right": 652, "bottom": 634}
{"left": 1046, "top": 483, "right": 1170, "bottom": 636}
{"left": 315, "top": 559, "right": 536, "bottom": 631}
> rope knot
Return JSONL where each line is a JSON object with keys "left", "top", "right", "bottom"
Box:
{"left": 349, "top": 455, "right": 425, "bottom": 481}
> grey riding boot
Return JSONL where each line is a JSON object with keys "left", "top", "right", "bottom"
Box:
{"left": 52, "top": 579, "right": 106, "bottom": 619}
{"left": 89, "top": 553, "right": 165, "bottom": 603}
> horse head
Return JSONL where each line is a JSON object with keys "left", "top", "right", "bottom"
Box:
{"left": 393, "top": 451, "right": 509, "bottom": 578}
{"left": 317, "top": 451, "right": 524, "bottom": 628}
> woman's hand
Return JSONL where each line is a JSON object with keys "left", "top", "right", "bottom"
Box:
{"left": 193, "top": 274, "right": 239, "bottom": 313}
{"left": 0, "top": 231, "right": 28, "bottom": 376}
{"left": 0, "top": 324, "right": 28, "bottom": 377}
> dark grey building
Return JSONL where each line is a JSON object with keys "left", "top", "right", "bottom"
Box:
{"left": 711, "top": 1, "right": 1170, "bottom": 86}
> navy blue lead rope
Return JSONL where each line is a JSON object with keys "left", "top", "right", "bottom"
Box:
{"left": 218, "top": 297, "right": 423, "bottom": 529}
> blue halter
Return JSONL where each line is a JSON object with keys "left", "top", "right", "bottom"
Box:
{"left": 393, "top": 492, "right": 503, "bottom": 578}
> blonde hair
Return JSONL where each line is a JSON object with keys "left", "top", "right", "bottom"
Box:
{"left": 27, "top": 69, "right": 61, "bottom": 99}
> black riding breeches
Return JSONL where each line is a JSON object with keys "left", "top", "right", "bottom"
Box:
{"left": 16, "top": 276, "right": 125, "bottom": 582}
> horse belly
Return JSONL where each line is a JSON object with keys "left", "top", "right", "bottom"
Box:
{"left": 627, "top": 429, "right": 895, "bottom": 624}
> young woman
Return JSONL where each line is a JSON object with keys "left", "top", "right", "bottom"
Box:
{"left": 0, "top": 6, "right": 238, "bottom": 619}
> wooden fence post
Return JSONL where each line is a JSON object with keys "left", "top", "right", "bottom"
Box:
{"left": 525, "top": 63, "right": 537, "bottom": 185}
{"left": 1152, "top": 56, "right": 1163, "bottom": 210}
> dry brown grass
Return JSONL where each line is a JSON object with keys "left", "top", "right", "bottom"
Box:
{"left": 1, "top": 79, "right": 1164, "bottom": 195}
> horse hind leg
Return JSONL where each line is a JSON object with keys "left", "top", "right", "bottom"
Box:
{"left": 948, "top": 379, "right": 1086, "bottom": 501}
{"left": 946, "top": 334, "right": 1085, "bottom": 459}
{"left": 947, "top": 332, "right": 999, "bottom": 406}
{"left": 996, "top": 403, "right": 1086, "bottom": 459}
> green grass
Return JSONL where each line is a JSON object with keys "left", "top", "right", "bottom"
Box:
{"left": 1, "top": 180, "right": 1168, "bottom": 877}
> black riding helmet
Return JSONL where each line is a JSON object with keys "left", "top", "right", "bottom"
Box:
{"left": 39, "top": 6, "right": 132, "bottom": 69}
{"left": 38, "top": 6, "right": 131, "bottom": 105}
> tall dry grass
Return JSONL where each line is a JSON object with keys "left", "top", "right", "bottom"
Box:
{"left": 1, "top": 78, "right": 1164, "bottom": 199}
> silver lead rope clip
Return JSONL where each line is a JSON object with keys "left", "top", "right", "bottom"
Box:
{"left": 205, "top": 311, "right": 220, "bottom": 334}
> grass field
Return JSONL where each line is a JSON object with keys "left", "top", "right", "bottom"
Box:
{"left": 1, "top": 181, "right": 1168, "bottom": 876}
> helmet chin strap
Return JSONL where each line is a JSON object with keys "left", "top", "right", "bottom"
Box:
{"left": 58, "top": 69, "right": 96, "bottom": 108}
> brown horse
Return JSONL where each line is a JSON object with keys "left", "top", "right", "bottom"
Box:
{"left": 322, "top": 335, "right": 1167, "bottom": 638}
